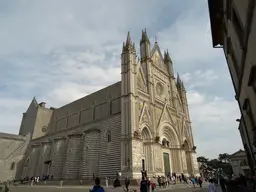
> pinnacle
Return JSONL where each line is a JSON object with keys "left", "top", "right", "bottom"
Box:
{"left": 126, "top": 31, "right": 132, "bottom": 47}
{"left": 140, "top": 29, "right": 150, "bottom": 45}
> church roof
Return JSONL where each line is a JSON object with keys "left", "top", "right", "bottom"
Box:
{"left": 52, "top": 81, "right": 121, "bottom": 119}
{"left": 0, "top": 132, "right": 26, "bottom": 140}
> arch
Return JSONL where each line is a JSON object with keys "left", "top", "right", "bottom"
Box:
{"left": 183, "top": 140, "right": 190, "bottom": 150}
{"left": 183, "top": 137, "right": 192, "bottom": 149}
{"left": 141, "top": 125, "right": 152, "bottom": 141}
{"left": 158, "top": 122, "right": 180, "bottom": 146}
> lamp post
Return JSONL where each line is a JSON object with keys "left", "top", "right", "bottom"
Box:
{"left": 141, "top": 159, "right": 147, "bottom": 179}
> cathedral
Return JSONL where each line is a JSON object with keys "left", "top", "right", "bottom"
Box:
{"left": 17, "top": 30, "right": 199, "bottom": 180}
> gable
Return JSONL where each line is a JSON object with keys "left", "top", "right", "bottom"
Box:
{"left": 156, "top": 103, "right": 175, "bottom": 128}
{"left": 139, "top": 103, "right": 152, "bottom": 125}
{"left": 151, "top": 44, "right": 168, "bottom": 73}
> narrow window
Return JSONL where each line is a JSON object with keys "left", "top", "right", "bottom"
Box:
{"left": 107, "top": 131, "right": 111, "bottom": 143}
{"left": 10, "top": 162, "right": 15, "bottom": 170}
{"left": 248, "top": 65, "right": 256, "bottom": 93}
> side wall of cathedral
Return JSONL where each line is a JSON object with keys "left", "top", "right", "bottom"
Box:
{"left": 21, "top": 114, "right": 121, "bottom": 180}
{"left": 19, "top": 82, "right": 123, "bottom": 180}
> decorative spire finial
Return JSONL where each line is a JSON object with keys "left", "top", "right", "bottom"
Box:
{"left": 126, "top": 31, "right": 132, "bottom": 46}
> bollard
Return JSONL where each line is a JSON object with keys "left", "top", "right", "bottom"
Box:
{"left": 60, "top": 180, "right": 63, "bottom": 187}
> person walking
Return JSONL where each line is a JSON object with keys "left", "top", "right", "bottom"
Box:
{"left": 90, "top": 177, "right": 105, "bottom": 192}
{"left": 208, "top": 179, "right": 216, "bottom": 192}
{"left": 112, "top": 178, "right": 126, "bottom": 192}
{"left": 125, "top": 177, "right": 130, "bottom": 191}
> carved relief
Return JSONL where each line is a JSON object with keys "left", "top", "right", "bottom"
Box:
{"left": 156, "top": 82, "right": 164, "bottom": 96}
{"left": 152, "top": 48, "right": 167, "bottom": 72}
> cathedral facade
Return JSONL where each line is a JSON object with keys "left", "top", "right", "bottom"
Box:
{"left": 18, "top": 30, "right": 199, "bottom": 180}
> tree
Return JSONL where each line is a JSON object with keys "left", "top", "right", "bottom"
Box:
{"left": 218, "top": 153, "right": 231, "bottom": 163}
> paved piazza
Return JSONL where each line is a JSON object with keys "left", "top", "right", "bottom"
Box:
{"left": 8, "top": 185, "right": 220, "bottom": 192}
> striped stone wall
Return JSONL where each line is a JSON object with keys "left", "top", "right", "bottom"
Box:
{"left": 99, "top": 114, "right": 121, "bottom": 178}
{"left": 39, "top": 141, "right": 52, "bottom": 176}
{"left": 25, "top": 113, "right": 122, "bottom": 180}
{"left": 27, "top": 144, "right": 40, "bottom": 177}
{"left": 50, "top": 138, "right": 67, "bottom": 179}
{"left": 80, "top": 130, "right": 100, "bottom": 179}
{"left": 62, "top": 134, "right": 83, "bottom": 179}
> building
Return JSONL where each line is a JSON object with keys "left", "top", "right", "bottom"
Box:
{"left": 5, "top": 30, "right": 199, "bottom": 181}
{"left": 208, "top": 0, "right": 256, "bottom": 171}
{"left": 229, "top": 149, "right": 251, "bottom": 176}
{"left": 0, "top": 133, "right": 30, "bottom": 181}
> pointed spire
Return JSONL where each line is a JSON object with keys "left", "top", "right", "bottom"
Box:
{"left": 177, "top": 73, "right": 181, "bottom": 86}
{"left": 122, "top": 42, "right": 125, "bottom": 52}
{"left": 140, "top": 29, "right": 150, "bottom": 45}
{"left": 166, "top": 50, "right": 172, "bottom": 62}
{"left": 181, "top": 81, "right": 186, "bottom": 91}
{"left": 126, "top": 31, "right": 132, "bottom": 47}
{"left": 122, "top": 31, "right": 136, "bottom": 53}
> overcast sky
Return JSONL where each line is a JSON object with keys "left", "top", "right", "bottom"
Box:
{"left": 0, "top": 0, "right": 242, "bottom": 159}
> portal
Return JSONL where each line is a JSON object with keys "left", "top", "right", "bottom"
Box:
{"left": 163, "top": 153, "right": 170, "bottom": 176}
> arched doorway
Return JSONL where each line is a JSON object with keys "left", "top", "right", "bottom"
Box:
{"left": 184, "top": 140, "right": 192, "bottom": 174}
{"left": 141, "top": 127, "right": 152, "bottom": 172}
{"left": 159, "top": 124, "right": 181, "bottom": 175}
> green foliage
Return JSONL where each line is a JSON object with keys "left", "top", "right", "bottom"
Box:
{"left": 197, "top": 154, "right": 233, "bottom": 177}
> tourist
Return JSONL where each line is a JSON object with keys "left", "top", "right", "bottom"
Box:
{"left": 90, "top": 177, "right": 105, "bottom": 192}
{"left": 191, "top": 177, "right": 196, "bottom": 188}
{"left": 140, "top": 176, "right": 149, "bottom": 192}
{"left": 208, "top": 179, "right": 216, "bottom": 192}
{"left": 105, "top": 177, "right": 109, "bottom": 187}
{"left": 151, "top": 179, "right": 156, "bottom": 192}
{"left": 198, "top": 177, "right": 203, "bottom": 188}
{"left": 125, "top": 177, "right": 130, "bottom": 191}
{"left": 219, "top": 175, "right": 227, "bottom": 192}
{"left": 112, "top": 178, "right": 126, "bottom": 192}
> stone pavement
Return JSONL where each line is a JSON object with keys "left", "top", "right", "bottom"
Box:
{"left": 8, "top": 184, "right": 217, "bottom": 192}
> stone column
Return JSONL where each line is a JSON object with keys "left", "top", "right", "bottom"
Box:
{"left": 181, "top": 150, "right": 188, "bottom": 174}
{"left": 62, "top": 133, "right": 83, "bottom": 180}
{"left": 50, "top": 137, "right": 67, "bottom": 180}
{"left": 190, "top": 152, "right": 200, "bottom": 175}
{"left": 39, "top": 140, "right": 52, "bottom": 176}
{"left": 81, "top": 129, "right": 100, "bottom": 179}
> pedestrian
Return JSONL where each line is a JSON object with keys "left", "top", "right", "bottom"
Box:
{"left": 90, "top": 177, "right": 105, "bottom": 192}
{"left": 140, "top": 176, "right": 149, "bottom": 192}
{"left": 208, "top": 179, "right": 216, "bottom": 192}
{"left": 198, "top": 177, "right": 203, "bottom": 188}
{"left": 125, "top": 177, "right": 130, "bottom": 191}
{"left": 105, "top": 177, "right": 109, "bottom": 187}
{"left": 112, "top": 178, "right": 126, "bottom": 192}
{"left": 191, "top": 177, "right": 196, "bottom": 188}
